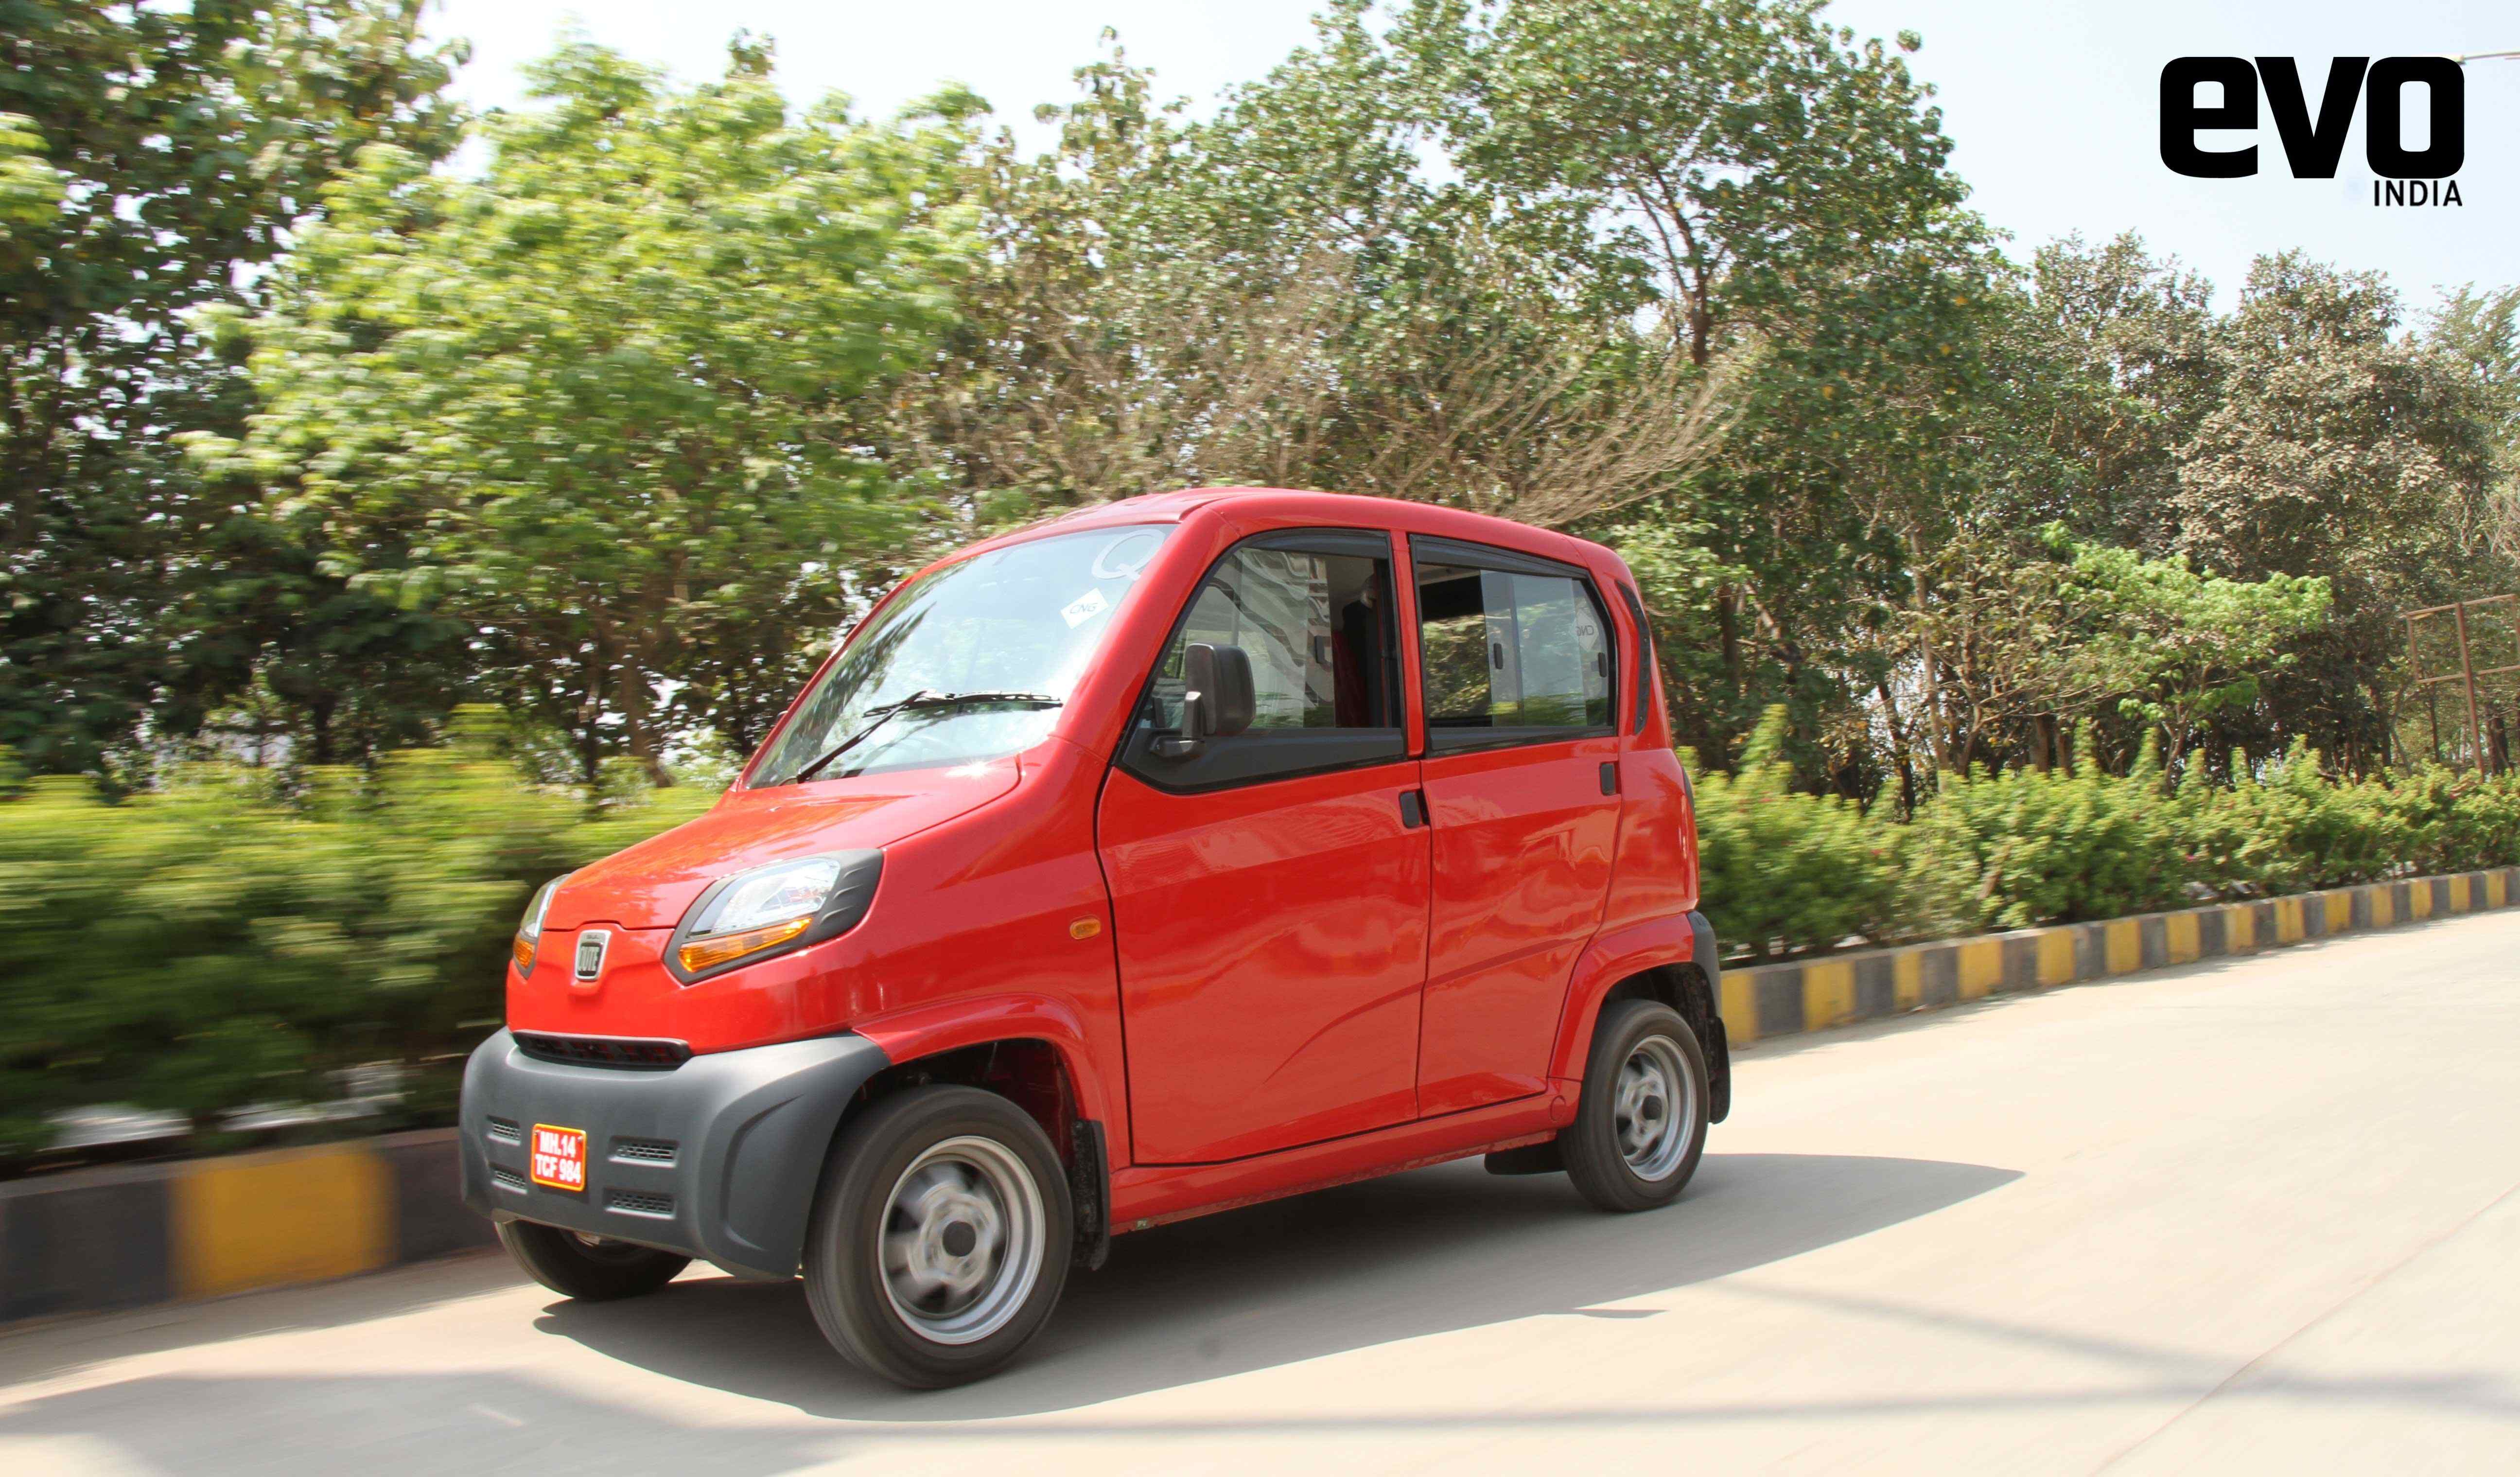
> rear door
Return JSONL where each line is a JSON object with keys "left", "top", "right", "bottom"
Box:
{"left": 1409, "top": 536, "right": 1623, "bottom": 1117}
{"left": 1097, "top": 528, "right": 1429, "bottom": 1163}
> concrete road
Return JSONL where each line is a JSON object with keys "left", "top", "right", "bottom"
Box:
{"left": 6, "top": 910, "right": 2519, "bottom": 1475}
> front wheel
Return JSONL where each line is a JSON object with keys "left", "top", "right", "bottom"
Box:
{"left": 1561, "top": 999, "right": 1710, "bottom": 1213}
{"left": 803, "top": 1085, "right": 1072, "bottom": 1388}
{"left": 497, "top": 1220, "right": 690, "bottom": 1301}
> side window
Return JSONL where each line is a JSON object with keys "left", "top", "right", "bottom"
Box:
{"left": 1416, "top": 560, "right": 1612, "bottom": 743}
{"left": 1129, "top": 535, "right": 1407, "bottom": 788}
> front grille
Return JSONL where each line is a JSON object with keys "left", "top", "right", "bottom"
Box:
{"left": 490, "top": 1167, "right": 527, "bottom": 1193}
{"left": 512, "top": 1032, "right": 691, "bottom": 1070}
{"left": 486, "top": 1117, "right": 523, "bottom": 1144}
{"left": 610, "top": 1138, "right": 677, "bottom": 1164}
{"left": 607, "top": 1189, "right": 675, "bottom": 1217}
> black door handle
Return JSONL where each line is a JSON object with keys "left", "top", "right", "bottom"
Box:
{"left": 1600, "top": 761, "right": 1619, "bottom": 796}
{"left": 1399, "top": 790, "right": 1426, "bottom": 828}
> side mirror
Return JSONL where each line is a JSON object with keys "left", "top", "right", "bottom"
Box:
{"left": 1156, "top": 642, "right": 1257, "bottom": 757}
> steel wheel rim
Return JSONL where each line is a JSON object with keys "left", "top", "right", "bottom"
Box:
{"left": 878, "top": 1135, "right": 1045, "bottom": 1346}
{"left": 1613, "top": 1034, "right": 1695, "bottom": 1181}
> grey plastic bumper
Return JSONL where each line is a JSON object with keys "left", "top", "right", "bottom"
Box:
{"left": 458, "top": 1030, "right": 891, "bottom": 1279}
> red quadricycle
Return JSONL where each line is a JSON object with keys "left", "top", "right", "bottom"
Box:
{"left": 459, "top": 487, "right": 1729, "bottom": 1388}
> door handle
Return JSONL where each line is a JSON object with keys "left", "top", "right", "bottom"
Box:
{"left": 1399, "top": 790, "right": 1427, "bottom": 828}
{"left": 1600, "top": 761, "right": 1619, "bottom": 796}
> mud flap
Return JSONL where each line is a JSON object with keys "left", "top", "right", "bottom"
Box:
{"left": 1070, "top": 1118, "right": 1111, "bottom": 1270}
{"left": 1689, "top": 909, "right": 1732, "bottom": 1124}
{"left": 1484, "top": 1139, "right": 1567, "bottom": 1176}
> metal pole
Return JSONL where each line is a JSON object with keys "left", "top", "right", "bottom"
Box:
{"left": 2428, "top": 683, "right": 2441, "bottom": 763}
{"left": 2452, "top": 599, "right": 2488, "bottom": 773}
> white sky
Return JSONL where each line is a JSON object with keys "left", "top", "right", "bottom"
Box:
{"left": 422, "top": 0, "right": 2520, "bottom": 315}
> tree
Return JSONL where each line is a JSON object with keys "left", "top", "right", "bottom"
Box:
{"left": 909, "top": 23, "right": 1735, "bottom": 533}
{"left": 1387, "top": 0, "right": 1992, "bottom": 772}
{"left": 2431, "top": 284, "right": 2520, "bottom": 562}
{"left": 0, "top": 0, "right": 462, "bottom": 779}
{"left": 2027, "top": 233, "right": 2223, "bottom": 551}
{"left": 193, "top": 40, "right": 982, "bottom": 777}
{"left": 2172, "top": 254, "right": 2502, "bottom": 766}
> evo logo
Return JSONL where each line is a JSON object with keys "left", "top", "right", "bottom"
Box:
{"left": 2160, "top": 57, "right": 2465, "bottom": 207}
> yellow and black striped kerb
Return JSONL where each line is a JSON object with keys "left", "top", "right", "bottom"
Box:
{"left": 1718, "top": 867, "right": 2519, "bottom": 1046}
{"left": 0, "top": 1128, "right": 492, "bottom": 1325}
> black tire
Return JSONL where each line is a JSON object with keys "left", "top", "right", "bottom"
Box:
{"left": 1560, "top": 998, "right": 1711, "bottom": 1213}
{"left": 497, "top": 1219, "right": 690, "bottom": 1301}
{"left": 803, "top": 1086, "right": 1072, "bottom": 1389}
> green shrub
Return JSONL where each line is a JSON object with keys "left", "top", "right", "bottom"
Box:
{"left": 0, "top": 726, "right": 712, "bottom": 1165}
{"left": 1908, "top": 744, "right": 2192, "bottom": 932}
{"left": 1690, "top": 721, "right": 2520, "bottom": 959}
{"left": 1693, "top": 709, "right": 1916, "bottom": 958}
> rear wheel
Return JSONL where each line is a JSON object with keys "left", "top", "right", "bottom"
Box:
{"left": 497, "top": 1220, "right": 690, "bottom": 1301}
{"left": 1561, "top": 998, "right": 1709, "bottom": 1213}
{"left": 803, "top": 1085, "right": 1072, "bottom": 1389}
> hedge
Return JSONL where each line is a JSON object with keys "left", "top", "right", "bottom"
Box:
{"left": 0, "top": 728, "right": 713, "bottom": 1168}
{"left": 5, "top": 707, "right": 2517, "bottom": 1170}
{"left": 1698, "top": 709, "right": 2520, "bottom": 958}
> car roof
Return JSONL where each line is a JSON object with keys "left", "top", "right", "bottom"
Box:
{"left": 969, "top": 487, "right": 1620, "bottom": 572}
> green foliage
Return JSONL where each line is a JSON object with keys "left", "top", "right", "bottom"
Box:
{"left": 1907, "top": 740, "right": 2192, "bottom": 932}
{"left": 188, "top": 40, "right": 983, "bottom": 774}
{"left": 0, "top": 716, "right": 711, "bottom": 1165}
{"left": 1, "top": 0, "right": 464, "bottom": 780}
{"left": 1692, "top": 716, "right": 2520, "bottom": 957}
{"left": 1692, "top": 708, "right": 1917, "bottom": 957}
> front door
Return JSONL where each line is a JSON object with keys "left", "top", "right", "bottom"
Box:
{"left": 1098, "top": 529, "right": 1428, "bottom": 1164}
{"left": 1409, "top": 537, "right": 1623, "bottom": 1117}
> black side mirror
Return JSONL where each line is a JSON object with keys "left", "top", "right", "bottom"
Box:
{"left": 1156, "top": 642, "right": 1257, "bottom": 757}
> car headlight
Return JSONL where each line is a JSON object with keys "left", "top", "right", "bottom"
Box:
{"left": 512, "top": 874, "right": 567, "bottom": 976}
{"left": 669, "top": 851, "right": 884, "bottom": 982}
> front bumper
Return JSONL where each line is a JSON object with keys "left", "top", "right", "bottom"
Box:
{"left": 458, "top": 1029, "right": 890, "bottom": 1279}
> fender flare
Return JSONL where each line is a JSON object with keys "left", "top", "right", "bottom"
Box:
{"left": 1548, "top": 910, "right": 1730, "bottom": 1121}
{"left": 847, "top": 993, "right": 1118, "bottom": 1140}
{"left": 848, "top": 993, "right": 1119, "bottom": 1268}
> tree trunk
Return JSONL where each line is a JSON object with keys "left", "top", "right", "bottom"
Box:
{"left": 618, "top": 646, "right": 672, "bottom": 787}
{"left": 1714, "top": 585, "right": 1743, "bottom": 705}
{"left": 578, "top": 648, "right": 606, "bottom": 787}
{"left": 1902, "top": 532, "right": 1955, "bottom": 777}
{"left": 308, "top": 694, "right": 337, "bottom": 766}
{"left": 1876, "top": 679, "right": 1918, "bottom": 820}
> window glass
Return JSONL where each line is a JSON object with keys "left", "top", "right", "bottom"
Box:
{"left": 751, "top": 524, "right": 1170, "bottom": 786}
{"left": 1416, "top": 563, "right": 1612, "bottom": 733}
{"left": 1149, "top": 546, "right": 1400, "bottom": 733}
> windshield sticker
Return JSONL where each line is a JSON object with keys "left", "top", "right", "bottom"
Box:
{"left": 1061, "top": 587, "right": 1110, "bottom": 628}
{"left": 1092, "top": 531, "right": 1161, "bottom": 582}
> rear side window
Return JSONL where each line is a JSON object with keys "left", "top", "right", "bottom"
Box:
{"left": 1415, "top": 551, "right": 1612, "bottom": 748}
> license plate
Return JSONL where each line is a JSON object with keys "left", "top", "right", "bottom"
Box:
{"left": 529, "top": 1124, "right": 588, "bottom": 1192}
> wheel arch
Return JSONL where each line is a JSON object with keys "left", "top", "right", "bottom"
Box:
{"left": 1553, "top": 912, "right": 1731, "bottom": 1123}
{"left": 847, "top": 995, "right": 1115, "bottom": 1131}
{"left": 837, "top": 998, "right": 1116, "bottom": 1268}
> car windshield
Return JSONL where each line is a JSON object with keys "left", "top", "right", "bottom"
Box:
{"left": 750, "top": 524, "right": 1172, "bottom": 787}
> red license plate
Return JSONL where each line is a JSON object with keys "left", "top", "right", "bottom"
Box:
{"left": 529, "top": 1124, "right": 588, "bottom": 1192}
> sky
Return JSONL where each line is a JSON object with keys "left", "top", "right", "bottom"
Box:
{"left": 421, "top": 0, "right": 2520, "bottom": 315}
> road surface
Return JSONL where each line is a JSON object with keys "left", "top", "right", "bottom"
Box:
{"left": 6, "top": 909, "right": 2519, "bottom": 1474}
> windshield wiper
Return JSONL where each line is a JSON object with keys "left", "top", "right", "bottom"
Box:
{"left": 785, "top": 690, "right": 1064, "bottom": 785}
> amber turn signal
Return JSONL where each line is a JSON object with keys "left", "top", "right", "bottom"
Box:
{"left": 676, "top": 914, "right": 813, "bottom": 974}
{"left": 512, "top": 933, "right": 536, "bottom": 974}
